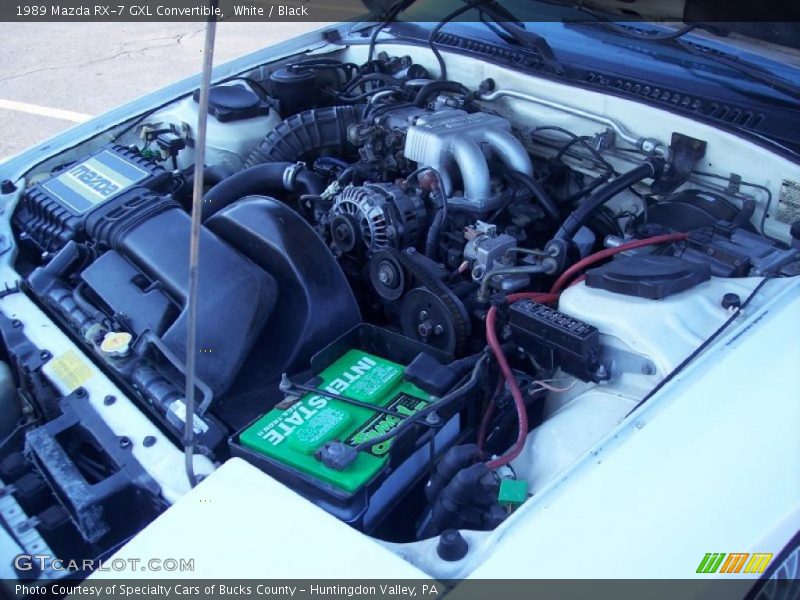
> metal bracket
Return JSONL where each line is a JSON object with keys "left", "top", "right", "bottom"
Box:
{"left": 600, "top": 345, "right": 657, "bottom": 378}
{"left": 651, "top": 132, "right": 707, "bottom": 195}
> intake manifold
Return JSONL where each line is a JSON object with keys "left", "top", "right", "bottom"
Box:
{"left": 403, "top": 109, "right": 532, "bottom": 212}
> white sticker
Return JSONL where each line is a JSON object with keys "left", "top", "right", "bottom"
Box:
{"left": 776, "top": 179, "right": 800, "bottom": 224}
{"left": 168, "top": 400, "right": 210, "bottom": 434}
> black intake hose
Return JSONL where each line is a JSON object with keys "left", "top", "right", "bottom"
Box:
{"left": 243, "top": 104, "right": 366, "bottom": 168}
{"left": 554, "top": 157, "right": 666, "bottom": 242}
{"left": 201, "top": 162, "right": 325, "bottom": 220}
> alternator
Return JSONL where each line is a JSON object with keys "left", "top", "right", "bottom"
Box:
{"left": 329, "top": 183, "right": 426, "bottom": 254}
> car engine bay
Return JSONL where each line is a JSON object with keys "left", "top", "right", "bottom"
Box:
{"left": 0, "top": 41, "right": 798, "bottom": 580}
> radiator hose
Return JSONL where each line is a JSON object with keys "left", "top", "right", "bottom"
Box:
{"left": 201, "top": 162, "right": 325, "bottom": 220}
{"left": 554, "top": 157, "right": 666, "bottom": 242}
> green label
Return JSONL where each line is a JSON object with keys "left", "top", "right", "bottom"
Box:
{"left": 345, "top": 393, "right": 428, "bottom": 456}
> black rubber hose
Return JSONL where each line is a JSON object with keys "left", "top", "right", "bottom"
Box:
{"left": 201, "top": 162, "right": 325, "bottom": 220}
{"left": 554, "top": 157, "right": 665, "bottom": 242}
{"left": 731, "top": 197, "right": 756, "bottom": 228}
{"left": 424, "top": 444, "right": 482, "bottom": 505}
{"left": 243, "top": 104, "right": 366, "bottom": 168}
{"left": 414, "top": 81, "right": 469, "bottom": 108}
{"left": 425, "top": 208, "right": 445, "bottom": 258}
{"left": 198, "top": 164, "right": 230, "bottom": 186}
{"left": 337, "top": 164, "right": 373, "bottom": 185}
{"left": 505, "top": 169, "right": 560, "bottom": 221}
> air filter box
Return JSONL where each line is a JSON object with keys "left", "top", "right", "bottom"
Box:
{"left": 13, "top": 145, "right": 171, "bottom": 252}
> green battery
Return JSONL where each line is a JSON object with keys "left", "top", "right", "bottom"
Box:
{"left": 239, "top": 349, "right": 433, "bottom": 494}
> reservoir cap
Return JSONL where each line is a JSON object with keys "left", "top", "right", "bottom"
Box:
{"left": 585, "top": 254, "right": 710, "bottom": 300}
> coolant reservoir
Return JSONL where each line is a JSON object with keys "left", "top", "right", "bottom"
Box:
{"left": 147, "top": 81, "right": 279, "bottom": 172}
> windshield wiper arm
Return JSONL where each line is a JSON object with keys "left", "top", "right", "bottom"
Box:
{"left": 670, "top": 37, "right": 800, "bottom": 103}
{"left": 428, "top": 1, "right": 564, "bottom": 78}
{"left": 474, "top": 2, "right": 565, "bottom": 75}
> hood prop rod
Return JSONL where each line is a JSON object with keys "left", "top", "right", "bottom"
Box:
{"left": 184, "top": 5, "right": 218, "bottom": 488}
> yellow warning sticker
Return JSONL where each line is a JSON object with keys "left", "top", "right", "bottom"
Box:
{"left": 49, "top": 349, "right": 94, "bottom": 392}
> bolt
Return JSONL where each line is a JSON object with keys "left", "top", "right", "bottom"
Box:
{"left": 143, "top": 436, "right": 157, "bottom": 448}
{"left": 417, "top": 320, "right": 433, "bottom": 338}
{"left": 103, "top": 395, "right": 116, "bottom": 405}
{"left": 433, "top": 324, "right": 444, "bottom": 336}
{"left": 419, "top": 310, "right": 429, "bottom": 321}
{"left": 39, "top": 350, "right": 51, "bottom": 361}
{"left": 119, "top": 436, "right": 132, "bottom": 449}
{"left": 11, "top": 319, "right": 21, "bottom": 328}
{"left": 641, "top": 363, "right": 655, "bottom": 375}
{"left": 425, "top": 412, "right": 442, "bottom": 426}
{"left": 595, "top": 364, "right": 609, "bottom": 380}
{"left": 377, "top": 265, "right": 393, "bottom": 285}
{"left": 16, "top": 521, "right": 31, "bottom": 533}
{"left": 74, "top": 387, "right": 86, "bottom": 398}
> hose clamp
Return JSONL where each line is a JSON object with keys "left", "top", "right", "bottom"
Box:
{"left": 282, "top": 162, "right": 305, "bottom": 191}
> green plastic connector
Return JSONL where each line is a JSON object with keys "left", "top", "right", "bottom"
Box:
{"left": 140, "top": 148, "right": 161, "bottom": 161}
{"left": 498, "top": 478, "right": 529, "bottom": 508}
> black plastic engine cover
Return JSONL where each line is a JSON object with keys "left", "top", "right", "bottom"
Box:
{"left": 206, "top": 196, "right": 360, "bottom": 387}
{"left": 88, "top": 205, "right": 278, "bottom": 397}
{"left": 20, "top": 143, "right": 279, "bottom": 399}
{"left": 80, "top": 250, "right": 177, "bottom": 336}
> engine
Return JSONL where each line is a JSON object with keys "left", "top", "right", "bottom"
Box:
{"left": 3, "top": 51, "right": 799, "bottom": 580}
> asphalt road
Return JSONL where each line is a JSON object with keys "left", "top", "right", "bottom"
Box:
{"left": 0, "top": 22, "right": 322, "bottom": 161}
